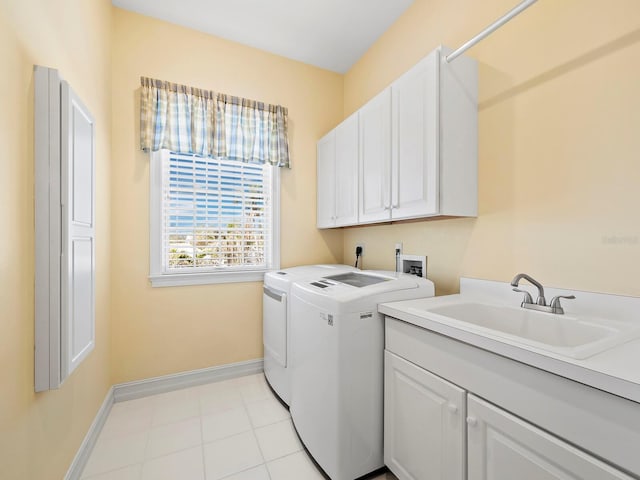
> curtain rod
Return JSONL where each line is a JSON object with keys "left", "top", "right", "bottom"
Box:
{"left": 445, "top": 0, "right": 539, "bottom": 63}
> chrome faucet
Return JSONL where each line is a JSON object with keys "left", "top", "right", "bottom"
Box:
{"left": 511, "top": 273, "right": 546, "bottom": 305}
{"left": 510, "top": 273, "right": 575, "bottom": 314}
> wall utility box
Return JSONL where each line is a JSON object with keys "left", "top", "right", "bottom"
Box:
{"left": 396, "top": 254, "right": 427, "bottom": 278}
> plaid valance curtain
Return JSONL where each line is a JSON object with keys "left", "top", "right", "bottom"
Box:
{"left": 140, "top": 77, "right": 290, "bottom": 168}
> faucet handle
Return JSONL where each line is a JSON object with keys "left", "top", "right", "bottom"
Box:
{"left": 550, "top": 295, "right": 575, "bottom": 314}
{"left": 512, "top": 288, "right": 534, "bottom": 305}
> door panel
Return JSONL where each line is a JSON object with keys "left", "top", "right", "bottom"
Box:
{"left": 317, "top": 132, "right": 336, "bottom": 228}
{"left": 359, "top": 88, "right": 391, "bottom": 223}
{"left": 391, "top": 50, "right": 439, "bottom": 220}
{"left": 334, "top": 113, "right": 358, "bottom": 226}
{"left": 467, "top": 395, "right": 632, "bottom": 480}
{"left": 72, "top": 106, "right": 94, "bottom": 225}
{"left": 70, "top": 238, "right": 94, "bottom": 363}
{"left": 60, "top": 81, "right": 95, "bottom": 381}
{"left": 384, "top": 351, "right": 465, "bottom": 480}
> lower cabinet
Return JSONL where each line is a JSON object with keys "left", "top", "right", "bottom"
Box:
{"left": 384, "top": 351, "right": 465, "bottom": 480}
{"left": 467, "top": 395, "right": 632, "bottom": 480}
{"left": 384, "top": 350, "right": 633, "bottom": 480}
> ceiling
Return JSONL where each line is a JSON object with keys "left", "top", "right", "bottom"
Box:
{"left": 112, "top": 0, "right": 415, "bottom": 73}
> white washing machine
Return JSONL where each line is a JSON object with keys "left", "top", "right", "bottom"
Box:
{"left": 263, "top": 264, "right": 356, "bottom": 406}
{"left": 289, "top": 271, "right": 435, "bottom": 480}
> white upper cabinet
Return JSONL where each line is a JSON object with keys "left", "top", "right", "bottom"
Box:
{"left": 317, "top": 131, "right": 336, "bottom": 228}
{"left": 359, "top": 88, "right": 392, "bottom": 224}
{"left": 317, "top": 112, "right": 359, "bottom": 228}
{"left": 317, "top": 45, "right": 478, "bottom": 229}
{"left": 334, "top": 113, "right": 359, "bottom": 226}
{"left": 388, "top": 45, "right": 477, "bottom": 221}
{"left": 391, "top": 50, "right": 439, "bottom": 220}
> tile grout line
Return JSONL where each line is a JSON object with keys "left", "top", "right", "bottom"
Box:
{"left": 202, "top": 377, "right": 267, "bottom": 479}
{"left": 254, "top": 374, "right": 296, "bottom": 478}
{"left": 198, "top": 387, "right": 208, "bottom": 480}
{"left": 139, "top": 397, "right": 155, "bottom": 478}
{"left": 241, "top": 380, "right": 272, "bottom": 480}
{"left": 217, "top": 462, "right": 268, "bottom": 480}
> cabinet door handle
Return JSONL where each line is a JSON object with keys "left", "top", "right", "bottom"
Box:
{"left": 447, "top": 403, "right": 458, "bottom": 414}
{"left": 466, "top": 416, "right": 478, "bottom": 427}
{"left": 383, "top": 205, "right": 390, "bottom": 211}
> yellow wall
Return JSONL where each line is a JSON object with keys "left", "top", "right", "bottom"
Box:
{"left": 2, "top": 1, "right": 638, "bottom": 475}
{"left": 0, "top": 0, "right": 112, "bottom": 478}
{"left": 111, "top": 8, "right": 344, "bottom": 383}
{"left": 343, "top": 0, "right": 640, "bottom": 297}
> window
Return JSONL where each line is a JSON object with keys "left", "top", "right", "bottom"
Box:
{"left": 149, "top": 150, "right": 280, "bottom": 286}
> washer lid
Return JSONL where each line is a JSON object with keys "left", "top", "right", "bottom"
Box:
{"left": 264, "top": 264, "right": 355, "bottom": 291}
{"left": 324, "top": 272, "right": 391, "bottom": 288}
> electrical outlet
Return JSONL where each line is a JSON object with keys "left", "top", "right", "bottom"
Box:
{"left": 355, "top": 244, "right": 365, "bottom": 256}
{"left": 395, "top": 242, "right": 403, "bottom": 254}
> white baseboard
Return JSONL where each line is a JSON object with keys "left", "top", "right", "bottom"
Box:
{"left": 65, "top": 387, "right": 114, "bottom": 480}
{"left": 113, "top": 358, "right": 264, "bottom": 402}
{"left": 65, "top": 358, "right": 263, "bottom": 479}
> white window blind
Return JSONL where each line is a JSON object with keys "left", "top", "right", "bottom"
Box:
{"left": 150, "top": 150, "right": 279, "bottom": 286}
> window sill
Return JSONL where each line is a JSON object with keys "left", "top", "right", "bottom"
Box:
{"left": 149, "top": 270, "right": 267, "bottom": 287}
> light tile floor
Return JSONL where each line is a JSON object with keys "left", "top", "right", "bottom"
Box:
{"left": 81, "top": 373, "right": 397, "bottom": 480}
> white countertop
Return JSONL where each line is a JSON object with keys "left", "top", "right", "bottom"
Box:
{"left": 379, "top": 277, "right": 640, "bottom": 404}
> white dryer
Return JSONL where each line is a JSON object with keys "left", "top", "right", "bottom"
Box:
{"left": 289, "top": 271, "right": 435, "bottom": 480}
{"left": 263, "top": 264, "right": 356, "bottom": 406}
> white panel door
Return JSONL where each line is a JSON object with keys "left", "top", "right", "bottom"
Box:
{"left": 391, "top": 50, "right": 439, "bottom": 220}
{"left": 317, "top": 131, "right": 336, "bottom": 228}
{"left": 384, "top": 351, "right": 466, "bottom": 480}
{"left": 334, "top": 112, "right": 359, "bottom": 226}
{"left": 359, "top": 88, "right": 391, "bottom": 223}
{"left": 467, "top": 394, "right": 633, "bottom": 480}
{"left": 60, "top": 81, "right": 95, "bottom": 382}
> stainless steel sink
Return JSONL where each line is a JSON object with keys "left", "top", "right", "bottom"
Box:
{"left": 409, "top": 302, "right": 639, "bottom": 359}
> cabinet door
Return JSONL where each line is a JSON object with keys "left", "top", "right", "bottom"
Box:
{"left": 384, "top": 351, "right": 466, "bottom": 480}
{"left": 391, "top": 50, "right": 439, "bottom": 220}
{"left": 334, "top": 113, "right": 359, "bottom": 226}
{"left": 316, "top": 131, "right": 336, "bottom": 228}
{"left": 467, "top": 394, "right": 633, "bottom": 480}
{"left": 359, "top": 88, "right": 391, "bottom": 223}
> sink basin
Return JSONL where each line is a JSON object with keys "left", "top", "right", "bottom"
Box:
{"left": 409, "top": 302, "right": 639, "bottom": 359}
